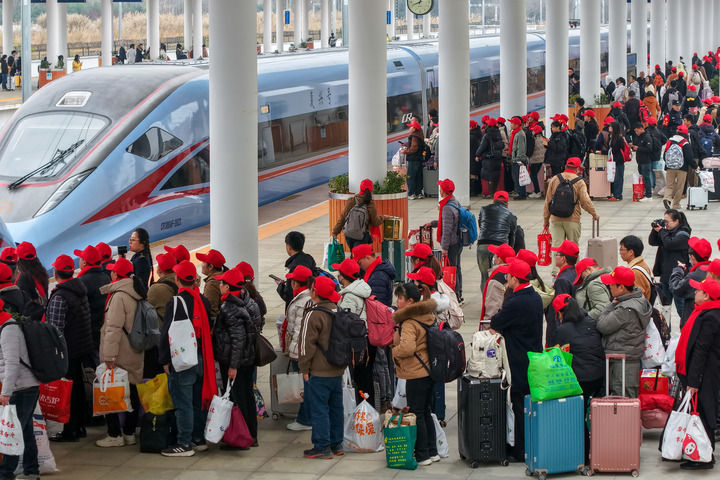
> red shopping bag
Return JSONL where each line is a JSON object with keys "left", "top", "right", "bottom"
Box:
{"left": 223, "top": 406, "right": 253, "bottom": 448}
{"left": 39, "top": 379, "right": 73, "bottom": 423}
{"left": 537, "top": 228, "right": 552, "bottom": 266}
{"left": 442, "top": 257, "right": 457, "bottom": 291}
{"left": 633, "top": 175, "right": 645, "bottom": 202}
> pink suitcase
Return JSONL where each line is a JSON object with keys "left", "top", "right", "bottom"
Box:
{"left": 588, "top": 354, "right": 642, "bottom": 477}
{"left": 588, "top": 168, "right": 611, "bottom": 198}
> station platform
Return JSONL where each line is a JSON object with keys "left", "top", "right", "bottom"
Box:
{"left": 48, "top": 168, "right": 720, "bottom": 479}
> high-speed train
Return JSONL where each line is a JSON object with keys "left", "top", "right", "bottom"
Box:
{"left": 0, "top": 28, "right": 633, "bottom": 265}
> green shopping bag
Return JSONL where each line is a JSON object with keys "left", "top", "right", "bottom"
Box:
{"left": 527, "top": 347, "right": 583, "bottom": 402}
{"left": 326, "top": 238, "right": 345, "bottom": 272}
{"left": 384, "top": 413, "right": 418, "bottom": 470}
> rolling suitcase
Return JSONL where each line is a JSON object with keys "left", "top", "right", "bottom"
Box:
{"left": 686, "top": 186, "right": 708, "bottom": 210}
{"left": 588, "top": 354, "right": 642, "bottom": 477}
{"left": 423, "top": 168, "right": 439, "bottom": 197}
{"left": 270, "top": 351, "right": 300, "bottom": 420}
{"left": 588, "top": 153, "right": 608, "bottom": 169}
{"left": 588, "top": 168, "right": 611, "bottom": 198}
{"left": 524, "top": 395, "right": 585, "bottom": 479}
{"left": 381, "top": 239, "right": 406, "bottom": 282}
{"left": 587, "top": 219, "right": 617, "bottom": 269}
{"left": 704, "top": 167, "right": 720, "bottom": 201}
{"left": 457, "top": 374, "right": 507, "bottom": 467}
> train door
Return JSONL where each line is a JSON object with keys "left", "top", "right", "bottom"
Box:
{"left": 426, "top": 67, "right": 438, "bottom": 114}
{"left": 258, "top": 125, "right": 275, "bottom": 169}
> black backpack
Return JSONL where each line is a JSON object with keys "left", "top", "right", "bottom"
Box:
{"left": 0, "top": 318, "right": 68, "bottom": 383}
{"left": 414, "top": 320, "right": 466, "bottom": 383}
{"left": 566, "top": 129, "right": 586, "bottom": 157}
{"left": 127, "top": 299, "right": 161, "bottom": 352}
{"left": 549, "top": 175, "right": 583, "bottom": 218}
{"left": 314, "top": 306, "right": 368, "bottom": 368}
{"left": 524, "top": 127, "right": 535, "bottom": 157}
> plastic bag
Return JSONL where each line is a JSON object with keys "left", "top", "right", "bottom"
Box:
{"left": 343, "top": 395, "right": 384, "bottom": 453}
{"left": 253, "top": 384, "right": 268, "bottom": 419}
{"left": 223, "top": 405, "right": 253, "bottom": 448}
{"left": 204, "top": 380, "right": 233, "bottom": 443}
{"left": 342, "top": 369, "right": 357, "bottom": 422}
{"left": 275, "top": 371, "right": 304, "bottom": 404}
{"left": 137, "top": 373, "right": 174, "bottom": 415}
{"left": 662, "top": 390, "right": 692, "bottom": 460}
{"left": 537, "top": 228, "right": 552, "bottom": 266}
{"left": 168, "top": 296, "right": 198, "bottom": 372}
{"left": 384, "top": 412, "right": 417, "bottom": 470}
{"left": 527, "top": 347, "right": 583, "bottom": 402}
{"left": 683, "top": 411, "right": 713, "bottom": 463}
{"left": 39, "top": 378, "right": 73, "bottom": 423}
{"left": 0, "top": 405, "right": 24, "bottom": 456}
{"left": 518, "top": 164, "right": 532, "bottom": 186}
{"left": 661, "top": 333, "right": 681, "bottom": 376}
{"left": 606, "top": 155, "right": 616, "bottom": 183}
{"left": 326, "top": 238, "right": 345, "bottom": 272}
{"left": 506, "top": 392, "right": 515, "bottom": 447}
{"left": 642, "top": 320, "right": 666, "bottom": 368}
{"left": 442, "top": 257, "right": 456, "bottom": 291}
{"left": 431, "top": 413, "right": 449, "bottom": 458}
{"left": 698, "top": 170, "right": 715, "bottom": 192}
{"left": 392, "top": 378, "right": 407, "bottom": 410}
{"left": 13, "top": 405, "right": 57, "bottom": 474}
{"left": 391, "top": 149, "right": 407, "bottom": 167}
{"left": 93, "top": 364, "right": 132, "bottom": 416}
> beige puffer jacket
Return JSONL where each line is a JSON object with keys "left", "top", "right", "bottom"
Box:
{"left": 285, "top": 289, "right": 311, "bottom": 360}
{"left": 99, "top": 278, "right": 144, "bottom": 384}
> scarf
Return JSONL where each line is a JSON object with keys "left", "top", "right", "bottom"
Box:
{"left": 179, "top": 286, "right": 218, "bottom": 410}
{"left": 513, "top": 283, "right": 531, "bottom": 293}
{"left": 556, "top": 264, "right": 573, "bottom": 281}
{"left": 292, "top": 286, "right": 308, "bottom": 298}
{"left": 363, "top": 257, "right": 382, "bottom": 283}
{"left": 436, "top": 195, "right": 453, "bottom": 242}
{"left": 480, "top": 267, "right": 504, "bottom": 324}
{"left": 675, "top": 299, "right": 720, "bottom": 375}
{"left": 0, "top": 282, "right": 14, "bottom": 290}
{"left": 690, "top": 260, "right": 710, "bottom": 272}
{"left": 220, "top": 290, "right": 243, "bottom": 303}
{"left": 508, "top": 126, "right": 522, "bottom": 157}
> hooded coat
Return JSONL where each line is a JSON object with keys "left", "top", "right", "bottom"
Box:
{"left": 285, "top": 289, "right": 311, "bottom": 360}
{"left": 596, "top": 289, "right": 653, "bottom": 361}
{"left": 392, "top": 298, "right": 436, "bottom": 380}
{"left": 99, "top": 278, "right": 144, "bottom": 384}
{"left": 574, "top": 267, "right": 612, "bottom": 320}
{"left": 555, "top": 310, "right": 605, "bottom": 383}
{"left": 338, "top": 279, "right": 372, "bottom": 322}
{"left": 366, "top": 260, "right": 396, "bottom": 307}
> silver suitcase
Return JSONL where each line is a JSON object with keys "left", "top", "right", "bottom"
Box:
{"left": 587, "top": 219, "right": 618, "bottom": 269}
{"left": 687, "top": 186, "right": 708, "bottom": 210}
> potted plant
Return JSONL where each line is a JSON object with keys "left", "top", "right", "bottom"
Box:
{"left": 328, "top": 171, "right": 409, "bottom": 252}
{"left": 305, "top": 37, "right": 314, "bottom": 50}
{"left": 568, "top": 91, "right": 611, "bottom": 129}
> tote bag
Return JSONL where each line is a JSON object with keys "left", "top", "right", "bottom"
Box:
{"left": 662, "top": 390, "right": 693, "bottom": 460}
{"left": 168, "top": 296, "right": 198, "bottom": 372}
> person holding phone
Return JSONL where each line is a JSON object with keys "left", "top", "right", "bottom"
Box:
{"left": 401, "top": 121, "right": 426, "bottom": 199}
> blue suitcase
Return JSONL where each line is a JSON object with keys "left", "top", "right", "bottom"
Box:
{"left": 524, "top": 395, "right": 585, "bottom": 480}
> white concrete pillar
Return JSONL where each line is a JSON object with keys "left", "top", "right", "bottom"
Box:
{"left": 666, "top": 0, "right": 680, "bottom": 65}
{"left": 321, "top": 0, "right": 330, "bottom": 47}
{"left": 423, "top": 11, "right": 431, "bottom": 38}
{"left": 276, "top": 0, "right": 284, "bottom": 52}
{"left": 405, "top": 2, "right": 414, "bottom": 40}
{"left": 687, "top": 0, "right": 699, "bottom": 63}
{"left": 46, "top": 0, "right": 59, "bottom": 66}
{"left": 192, "top": 0, "right": 202, "bottom": 57}
{"left": 348, "top": 0, "right": 386, "bottom": 191}
{"left": 546, "top": 0, "right": 568, "bottom": 129}
{"left": 650, "top": 0, "right": 666, "bottom": 76}
{"left": 386, "top": 0, "right": 394, "bottom": 39}
{"left": 301, "top": 0, "right": 309, "bottom": 41}
{"left": 631, "top": 0, "right": 647, "bottom": 74}
{"left": 715, "top": 0, "right": 720, "bottom": 51}
{"left": 184, "top": 0, "right": 192, "bottom": 51}
{"left": 209, "top": 0, "right": 259, "bottom": 269}
{"left": 608, "top": 0, "right": 627, "bottom": 82}
{"left": 580, "top": 0, "right": 601, "bottom": 102}
{"left": 500, "top": 0, "right": 526, "bottom": 117}
{"left": 58, "top": 2, "right": 67, "bottom": 61}
{"left": 2, "top": 0, "right": 13, "bottom": 56}
{"left": 264, "top": 0, "right": 273, "bottom": 54}
{"left": 294, "top": 0, "right": 302, "bottom": 45}
{"left": 101, "top": 0, "right": 113, "bottom": 67}
{"left": 148, "top": 0, "right": 159, "bottom": 60}
{"left": 439, "top": 0, "right": 470, "bottom": 205}
{"left": 703, "top": 0, "right": 713, "bottom": 53}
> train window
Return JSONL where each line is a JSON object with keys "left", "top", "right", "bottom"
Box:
{"left": 126, "top": 127, "right": 183, "bottom": 162}
{"left": 160, "top": 146, "right": 209, "bottom": 190}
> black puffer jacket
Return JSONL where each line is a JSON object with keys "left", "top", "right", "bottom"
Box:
{"left": 236, "top": 288, "right": 263, "bottom": 332}
{"left": 78, "top": 266, "right": 110, "bottom": 343}
{"left": 0, "top": 285, "right": 29, "bottom": 316}
{"left": 669, "top": 262, "right": 709, "bottom": 327}
{"left": 131, "top": 251, "right": 152, "bottom": 286}
{"left": 648, "top": 225, "right": 691, "bottom": 281}
{"left": 554, "top": 311, "right": 605, "bottom": 382}
{"left": 49, "top": 278, "right": 95, "bottom": 359}
{"left": 213, "top": 294, "right": 256, "bottom": 368}
{"left": 477, "top": 202, "right": 517, "bottom": 246}
{"left": 544, "top": 130, "right": 569, "bottom": 171}
{"left": 476, "top": 127, "right": 505, "bottom": 182}
{"left": 367, "top": 260, "right": 396, "bottom": 307}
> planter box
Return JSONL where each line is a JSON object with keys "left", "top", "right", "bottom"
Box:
{"left": 569, "top": 105, "right": 611, "bottom": 130}
{"left": 38, "top": 69, "right": 66, "bottom": 88}
{"left": 329, "top": 192, "right": 409, "bottom": 253}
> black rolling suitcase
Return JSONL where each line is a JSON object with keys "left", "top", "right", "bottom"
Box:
{"left": 139, "top": 411, "right": 177, "bottom": 453}
{"left": 457, "top": 374, "right": 508, "bottom": 467}
{"left": 704, "top": 168, "right": 720, "bottom": 201}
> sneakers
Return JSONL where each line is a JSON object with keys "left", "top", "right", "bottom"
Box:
{"left": 287, "top": 421, "right": 312, "bottom": 431}
{"left": 663, "top": 199, "right": 671, "bottom": 209}
{"left": 330, "top": 443, "right": 344, "bottom": 457}
{"left": 161, "top": 444, "right": 196, "bottom": 457}
{"left": 639, "top": 197, "right": 652, "bottom": 202}
{"left": 123, "top": 434, "right": 136, "bottom": 446}
{"left": 528, "top": 192, "right": 542, "bottom": 199}
{"left": 430, "top": 455, "right": 441, "bottom": 462}
{"left": 303, "top": 447, "right": 333, "bottom": 459}
{"left": 95, "top": 435, "right": 125, "bottom": 448}
{"left": 192, "top": 440, "right": 208, "bottom": 452}
{"left": 608, "top": 197, "right": 619, "bottom": 201}
{"left": 16, "top": 475, "right": 41, "bottom": 480}
{"left": 418, "top": 458, "right": 433, "bottom": 466}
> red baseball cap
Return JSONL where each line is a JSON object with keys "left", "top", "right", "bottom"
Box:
{"left": 488, "top": 243, "right": 516, "bottom": 263}
{"left": 405, "top": 243, "right": 433, "bottom": 260}
{"left": 156, "top": 253, "right": 176, "bottom": 272}
{"left": 671, "top": 67, "right": 677, "bottom": 72}
{"left": 470, "top": 120, "right": 479, "bottom": 129}
{"left": 493, "top": 190, "right": 509, "bottom": 202}
{"left": 487, "top": 118, "right": 498, "bottom": 127}
{"left": 693, "top": 64, "right": 699, "bottom": 70}
{"left": 530, "top": 124, "right": 543, "bottom": 134}
{"left": 359, "top": 179, "right": 374, "bottom": 193}
{"left": 529, "top": 111, "right": 539, "bottom": 120}
{"left": 689, "top": 278, "right": 720, "bottom": 300}
{"left": 689, "top": 237, "right": 712, "bottom": 259}
{"left": 701, "top": 258, "right": 720, "bottom": 276}
{"left": 704, "top": 98, "right": 713, "bottom": 106}
{"left": 0, "top": 263, "right": 12, "bottom": 282}
{"left": 581, "top": 110, "right": 596, "bottom": 117}
{"left": 216, "top": 268, "right": 245, "bottom": 289}
{"left": 286, "top": 264, "right": 313, "bottom": 282}
{"left": 95, "top": 242, "right": 112, "bottom": 260}
{"left": 603, "top": 116, "right": 615, "bottom": 125}
{"left": 351, "top": 244, "right": 374, "bottom": 260}
{"left": 173, "top": 260, "right": 197, "bottom": 283}
{"left": 482, "top": 115, "right": 490, "bottom": 123}
{"left": 647, "top": 117, "right": 657, "bottom": 126}
{"left": 510, "top": 116, "right": 523, "bottom": 125}
{"left": 407, "top": 266, "right": 437, "bottom": 286}
{"left": 497, "top": 259, "right": 531, "bottom": 282}
{"left": 515, "top": 249, "right": 538, "bottom": 268}
{"left": 713, "top": 96, "right": 720, "bottom": 103}
{"left": 332, "top": 258, "right": 360, "bottom": 278}
{"left": 164, "top": 245, "right": 190, "bottom": 263}
{"left": 236, "top": 261, "right": 255, "bottom": 281}
{"left": 550, "top": 114, "right": 562, "bottom": 121}
{"left": 74, "top": 245, "right": 102, "bottom": 266}
{"left": 0, "top": 247, "right": 17, "bottom": 264}
{"left": 551, "top": 240, "right": 580, "bottom": 258}
{"left": 497, "top": 116, "right": 506, "bottom": 124}
{"left": 677, "top": 124, "right": 689, "bottom": 134}
{"left": 703, "top": 114, "right": 713, "bottom": 123}
{"left": 437, "top": 178, "right": 455, "bottom": 194}
{"left": 313, "top": 275, "right": 341, "bottom": 302}
{"left": 196, "top": 249, "right": 226, "bottom": 269}
{"left": 406, "top": 121, "right": 422, "bottom": 130}
{"left": 107, "top": 257, "right": 134, "bottom": 278}
{"left": 52, "top": 254, "right": 75, "bottom": 273}
{"left": 552, "top": 293, "right": 572, "bottom": 313}
{"left": 566, "top": 157, "right": 582, "bottom": 168}
{"left": 16, "top": 241, "right": 36, "bottom": 261}
{"left": 574, "top": 258, "right": 598, "bottom": 285}
{"left": 612, "top": 102, "right": 623, "bottom": 108}
{"left": 600, "top": 266, "right": 635, "bottom": 287}
{"left": 689, "top": 85, "right": 697, "bottom": 91}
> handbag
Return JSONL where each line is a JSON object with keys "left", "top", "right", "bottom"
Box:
{"left": 275, "top": 367, "right": 304, "bottom": 404}
{"left": 326, "top": 238, "right": 346, "bottom": 272}
{"left": 606, "top": 150, "right": 616, "bottom": 183}
{"left": 137, "top": 373, "right": 174, "bottom": 415}
{"left": 93, "top": 365, "right": 132, "bottom": 416}
{"left": 39, "top": 378, "right": 73, "bottom": 423}
{"left": 682, "top": 394, "right": 713, "bottom": 463}
{"left": 441, "top": 257, "right": 457, "bottom": 291}
{"left": 253, "top": 320, "right": 277, "bottom": 367}
{"left": 661, "top": 390, "right": 693, "bottom": 460}
{"left": 168, "top": 296, "right": 198, "bottom": 372}
{"left": 342, "top": 368, "right": 357, "bottom": 421}
{"left": 204, "top": 380, "right": 234, "bottom": 443}
{"left": 518, "top": 164, "right": 532, "bottom": 187}
{"left": 223, "top": 405, "right": 254, "bottom": 448}
{"left": 527, "top": 347, "right": 583, "bottom": 402}
{"left": 537, "top": 227, "right": 552, "bottom": 266}
{"left": 384, "top": 412, "right": 418, "bottom": 470}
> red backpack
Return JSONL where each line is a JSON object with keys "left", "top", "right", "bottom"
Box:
{"left": 365, "top": 296, "right": 395, "bottom": 347}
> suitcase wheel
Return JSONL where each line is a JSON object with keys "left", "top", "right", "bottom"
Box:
{"left": 272, "top": 413, "right": 279, "bottom": 421}
{"left": 538, "top": 474, "right": 547, "bottom": 480}
{"left": 704, "top": 205, "right": 708, "bottom": 210}
{"left": 470, "top": 460, "right": 480, "bottom": 469}
{"left": 525, "top": 468, "right": 533, "bottom": 477}
{"left": 584, "top": 467, "right": 595, "bottom": 477}
{"left": 500, "top": 459, "right": 509, "bottom": 467}
{"left": 631, "top": 470, "right": 639, "bottom": 478}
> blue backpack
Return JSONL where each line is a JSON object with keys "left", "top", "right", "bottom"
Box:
{"left": 448, "top": 203, "right": 477, "bottom": 247}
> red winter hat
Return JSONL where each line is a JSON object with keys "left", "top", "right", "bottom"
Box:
{"left": 359, "top": 179, "right": 374, "bottom": 193}
{"left": 107, "top": 257, "right": 134, "bottom": 278}
{"left": 600, "top": 266, "right": 635, "bottom": 287}
{"left": 470, "top": 120, "right": 479, "bottom": 129}
{"left": 488, "top": 243, "right": 516, "bottom": 263}
{"left": 677, "top": 124, "right": 689, "bottom": 134}
{"left": 603, "top": 116, "right": 615, "bottom": 125}
{"left": 52, "top": 254, "right": 75, "bottom": 273}
{"left": 286, "top": 264, "right": 313, "bottom": 282}
{"left": 164, "top": 244, "right": 190, "bottom": 263}
{"left": 689, "top": 236, "right": 712, "bottom": 259}
{"left": 487, "top": 118, "right": 498, "bottom": 127}
{"left": 0, "top": 247, "right": 17, "bottom": 264}
{"left": 574, "top": 258, "right": 599, "bottom": 285}
{"left": 647, "top": 117, "right": 657, "bottom": 125}
{"left": 551, "top": 240, "right": 579, "bottom": 258}
{"left": 196, "top": 249, "right": 226, "bottom": 269}
{"left": 703, "top": 114, "right": 713, "bottom": 123}
{"left": 494, "top": 190, "right": 509, "bottom": 202}
{"left": 497, "top": 259, "right": 531, "bottom": 282}
{"left": 407, "top": 266, "right": 436, "bottom": 286}
{"left": 552, "top": 293, "right": 572, "bottom": 313}
{"left": 95, "top": 242, "right": 112, "bottom": 260}
{"left": 581, "top": 109, "right": 596, "bottom": 117}
{"left": 236, "top": 261, "right": 255, "bottom": 280}
{"left": 515, "top": 249, "right": 538, "bottom": 268}
{"left": 74, "top": 245, "right": 101, "bottom": 266}
{"left": 701, "top": 258, "right": 720, "bottom": 276}
{"left": 406, "top": 121, "right": 422, "bottom": 130}
{"left": 405, "top": 243, "right": 433, "bottom": 260}
{"left": 332, "top": 258, "right": 360, "bottom": 278}
{"left": 0, "top": 263, "right": 12, "bottom": 282}
{"left": 216, "top": 268, "right": 245, "bottom": 290}
{"left": 313, "top": 275, "right": 341, "bottom": 302}
{"left": 566, "top": 157, "right": 582, "bottom": 168}
{"left": 352, "top": 243, "right": 374, "bottom": 260}
{"left": 689, "top": 278, "right": 720, "bottom": 300}
{"left": 173, "top": 260, "right": 197, "bottom": 283}
{"left": 437, "top": 178, "right": 455, "bottom": 194}
{"left": 156, "top": 253, "right": 176, "bottom": 272}
{"left": 16, "top": 241, "right": 36, "bottom": 261}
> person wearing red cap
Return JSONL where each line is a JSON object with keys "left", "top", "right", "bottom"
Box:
{"left": 662, "top": 125, "right": 696, "bottom": 209}
{"left": 129, "top": 228, "right": 153, "bottom": 286}
{"left": 157, "top": 260, "right": 216, "bottom": 456}
{"left": 406, "top": 243, "right": 441, "bottom": 278}
{"left": 474, "top": 117, "right": 505, "bottom": 196}
{"left": 95, "top": 242, "right": 114, "bottom": 273}
{"left": 146, "top": 252, "right": 178, "bottom": 326}
{"left": 352, "top": 244, "right": 395, "bottom": 307}
{"left": 0, "top": 263, "right": 29, "bottom": 317}
{"left": 196, "top": 249, "right": 228, "bottom": 319}
{"left": 619, "top": 235, "right": 653, "bottom": 302}
{"left": 15, "top": 241, "right": 49, "bottom": 305}
{"left": 696, "top": 112, "right": 720, "bottom": 159}
{"left": 476, "top": 191, "right": 518, "bottom": 289}
{"left": 297, "top": 275, "right": 344, "bottom": 459}
{"left": 544, "top": 120, "right": 570, "bottom": 175}
{"left": 480, "top": 243, "right": 516, "bottom": 324}
{"left": 545, "top": 240, "right": 580, "bottom": 345}
{"left": 527, "top": 124, "right": 546, "bottom": 198}
{"left": 669, "top": 236, "right": 713, "bottom": 327}
{"left": 45, "top": 255, "right": 94, "bottom": 442}
{"left": 331, "top": 178, "right": 384, "bottom": 248}
{"left": 0, "top": 247, "right": 17, "bottom": 279}
{"left": 424, "top": 179, "right": 463, "bottom": 301}
{"left": 470, "top": 119, "right": 484, "bottom": 196}
{"left": 573, "top": 258, "right": 611, "bottom": 320}
{"left": 597, "top": 266, "right": 653, "bottom": 398}
{"left": 75, "top": 245, "right": 111, "bottom": 353}
{"left": 673, "top": 277, "right": 720, "bottom": 470}
{"left": 515, "top": 249, "right": 553, "bottom": 308}
{"left": 630, "top": 122, "right": 655, "bottom": 201}
{"left": 701, "top": 258, "right": 720, "bottom": 281}
{"left": 96, "top": 257, "right": 147, "bottom": 448}
{"left": 508, "top": 116, "right": 528, "bottom": 200}
{"left": 276, "top": 231, "right": 317, "bottom": 306}
{"left": 400, "top": 120, "right": 426, "bottom": 199}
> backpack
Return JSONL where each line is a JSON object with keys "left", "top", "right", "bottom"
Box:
{"left": 314, "top": 268, "right": 340, "bottom": 287}
{"left": 631, "top": 264, "right": 659, "bottom": 306}
{"left": 413, "top": 320, "right": 465, "bottom": 383}
{"left": 314, "top": 306, "right": 368, "bottom": 368}
{"left": 664, "top": 141, "right": 685, "bottom": 169}
{"left": 548, "top": 175, "right": 583, "bottom": 218}
{"left": 127, "top": 299, "right": 161, "bottom": 352}
{"left": 667, "top": 90, "right": 680, "bottom": 108}
{"left": 513, "top": 225, "right": 526, "bottom": 251}
{"left": 566, "top": 129, "right": 586, "bottom": 157}
{"left": 524, "top": 127, "right": 535, "bottom": 157}
{"left": 691, "top": 71, "right": 702, "bottom": 85}
{"left": 343, "top": 198, "right": 368, "bottom": 241}
{"left": 447, "top": 202, "right": 478, "bottom": 247}
{"left": 0, "top": 318, "right": 68, "bottom": 383}
{"left": 465, "top": 331, "right": 511, "bottom": 385}
{"left": 436, "top": 280, "right": 464, "bottom": 329}
{"left": 365, "top": 295, "right": 395, "bottom": 347}
{"left": 698, "top": 129, "right": 716, "bottom": 157}
{"left": 620, "top": 140, "right": 631, "bottom": 163}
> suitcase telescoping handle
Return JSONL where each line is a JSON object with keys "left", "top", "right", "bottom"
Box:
{"left": 592, "top": 218, "right": 600, "bottom": 239}
{"left": 605, "top": 353, "right": 626, "bottom": 397}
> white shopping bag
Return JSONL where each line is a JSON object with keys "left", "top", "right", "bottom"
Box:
{"left": 662, "top": 333, "right": 681, "bottom": 376}
{"left": 391, "top": 378, "right": 407, "bottom": 410}
{"left": 93, "top": 364, "right": 132, "bottom": 416}
{"left": 698, "top": 170, "right": 715, "bottom": 192}
{"left": 518, "top": 164, "right": 532, "bottom": 187}
{"left": 0, "top": 405, "right": 24, "bottom": 456}
{"left": 683, "top": 402, "right": 714, "bottom": 463}
{"left": 15, "top": 405, "right": 57, "bottom": 474}
{"left": 431, "top": 414, "right": 449, "bottom": 458}
{"left": 662, "top": 390, "right": 693, "bottom": 460}
{"left": 391, "top": 149, "right": 407, "bottom": 167}
{"left": 342, "top": 369, "right": 357, "bottom": 422}
{"left": 204, "top": 380, "right": 233, "bottom": 443}
{"left": 642, "top": 320, "right": 666, "bottom": 368}
{"left": 506, "top": 389, "right": 515, "bottom": 447}
{"left": 275, "top": 372, "right": 304, "bottom": 404}
{"left": 168, "top": 296, "right": 198, "bottom": 372}
{"left": 342, "top": 395, "right": 384, "bottom": 453}
{"left": 606, "top": 156, "right": 617, "bottom": 183}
